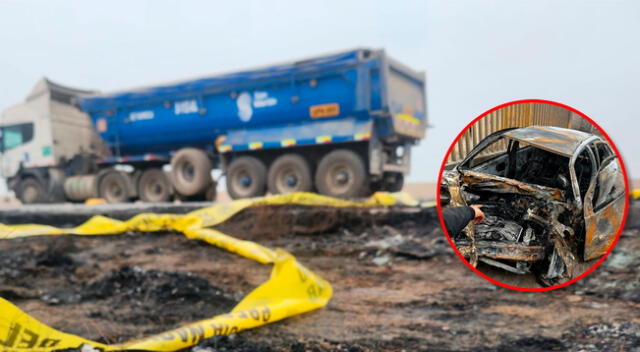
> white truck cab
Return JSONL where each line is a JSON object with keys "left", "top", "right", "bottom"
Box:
{"left": 0, "top": 79, "right": 107, "bottom": 203}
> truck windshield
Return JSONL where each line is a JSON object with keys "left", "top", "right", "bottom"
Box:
{"left": 0, "top": 123, "right": 34, "bottom": 152}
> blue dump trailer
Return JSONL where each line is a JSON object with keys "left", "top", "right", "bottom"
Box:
{"left": 1, "top": 48, "right": 425, "bottom": 203}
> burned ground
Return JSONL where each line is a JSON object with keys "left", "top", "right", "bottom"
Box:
{"left": 0, "top": 201, "right": 638, "bottom": 351}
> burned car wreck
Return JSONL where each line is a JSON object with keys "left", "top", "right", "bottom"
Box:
{"left": 441, "top": 126, "right": 626, "bottom": 285}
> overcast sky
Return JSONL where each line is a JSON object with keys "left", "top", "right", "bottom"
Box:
{"left": 0, "top": 0, "right": 638, "bottom": 192}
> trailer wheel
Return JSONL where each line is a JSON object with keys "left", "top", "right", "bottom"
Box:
{"left": 315, "top": 149, "right": 367, "bottom": 198}
{"left": 226, "top": 156, "right": 267, "bottom": 199}
{"left": 16, "top": 177, "right": 45, "bottom": 204}
{"left": 138, "top": 168, "right": 172, "bottom": 202}
{"left": 385, "top": 173, "right": 404, "bottom": 192}
{"left": 171, "top": 148, "right": 213, "bottom": 197}
{"left": 267, "top": 154, "right": 313, "bottom": 195}
{"left": 98, "top": 171, "right": 131, "bottom": 203}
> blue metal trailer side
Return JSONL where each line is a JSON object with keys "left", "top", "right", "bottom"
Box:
{"left": 75, "top": 48, "right": 426, "bottom": 201}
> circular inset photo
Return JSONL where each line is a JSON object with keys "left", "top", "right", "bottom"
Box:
{"left": 437, "top": 99, "right": 629, "bottom": 291}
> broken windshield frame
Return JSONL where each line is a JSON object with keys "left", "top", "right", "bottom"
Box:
{"left": 458, "top": 134, "right": 572, "bottom": 191}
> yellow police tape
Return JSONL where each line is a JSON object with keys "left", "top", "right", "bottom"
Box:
{"left": 0, "top": 192, "right": 407, "bottom": 352}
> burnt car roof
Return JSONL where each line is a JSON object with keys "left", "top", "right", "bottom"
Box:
{"left": 502, "top": 126, "right": 595, "bottom": 157}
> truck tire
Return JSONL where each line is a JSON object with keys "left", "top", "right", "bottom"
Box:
{"left": 16, "top": 177, "right": 45, "bottom": 204}
{"left": 138, "top": 168, "right": 172, "bottom": 202}
{"left": 315, "top": 149, "right": 368, "bottom": 198}
{"left": 226, "top": 156, "right": 267, "bottom": 199}
{"left": 267, "top": 154, "right": 313, "bottom": 195}
{"left": 386, "top": 173, "right": 404, "bottom": 192}
{"left": 98, "top": 170, "right": 131, "bottom": 203}
{"left": 171, "top": 148, "right": 213, "bottom": 197}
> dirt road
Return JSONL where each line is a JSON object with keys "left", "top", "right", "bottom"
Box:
{"left": 0, "top": 202, "right": 638, "bottom": 351}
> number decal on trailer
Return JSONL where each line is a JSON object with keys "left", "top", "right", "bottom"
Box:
{"left": 310, "top": 103, "right": 339, "bottom": 119}
{"left": 175, "top": 100, "right": 199, "bottom": 115}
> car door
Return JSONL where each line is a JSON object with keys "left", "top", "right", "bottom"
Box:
{"left": 582, "top": 141, "right": 626, "bottom": 260}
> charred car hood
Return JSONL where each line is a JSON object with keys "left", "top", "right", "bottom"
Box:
{"left": 459, "top": 170, "right": 565, "bottom": 201}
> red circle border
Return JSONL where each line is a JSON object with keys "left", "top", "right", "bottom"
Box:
{"left": 435, "top": 98, "right": 631, "bottom": 292}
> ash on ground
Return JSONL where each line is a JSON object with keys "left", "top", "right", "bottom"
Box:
{"left": 0, "top": 202, "right": 638, "bottom": 351}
